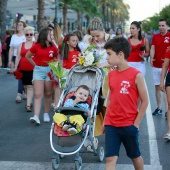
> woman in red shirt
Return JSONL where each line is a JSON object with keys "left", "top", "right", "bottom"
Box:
{"left": 48, "top": 22, "right": 63, "bottom": 109}
{"left": 26, "top": 28, "right": 58, "bottom": 125}
{"left": 14, "top": 26, "right": 35, "bottom": 112}
{"left": 61, "top": 33, "right": 81, "bottom": 71}
{"left": 127, "top": 21, "right": 150, "bottom": 77}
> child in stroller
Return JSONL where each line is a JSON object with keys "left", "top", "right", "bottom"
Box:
{"left": 50, "top": 65, "right": 105, "bottom": 170}
{"left": 53, "top": 85, "right": 91, "bottom": 135}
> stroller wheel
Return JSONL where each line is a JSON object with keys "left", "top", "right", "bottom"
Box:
{"left": 59, "top": 154, "right": 64, "bottom": 159}
{"left": 52, "top": 157, "right": 59, "bottom": 170}
{"left": 97, "top": 145, "right": 104, "bottom": 162}
{"left": 75, "top": 156, "right": 82, "bottom": 170}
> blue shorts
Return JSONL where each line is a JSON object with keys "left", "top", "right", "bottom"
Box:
{"left": 11, "top": 56, "right": 16, "bottom": 63}
{"left": 105, "top": 125, "right": 141, "bottom": 159}
{"left": 33, "top": 65, "right": 51, "bottom": 82}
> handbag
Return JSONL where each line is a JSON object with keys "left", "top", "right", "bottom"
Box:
{"left": 13, "top": 68, "right": 23, "bottom": 79}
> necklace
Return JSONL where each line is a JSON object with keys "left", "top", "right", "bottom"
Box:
{"left": 95, "top": 42, "right": 106, "bottom": 50}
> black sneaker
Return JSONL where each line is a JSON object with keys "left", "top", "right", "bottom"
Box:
{"left": 165, "top": 112, "right": 167, "bottom": 119}
{"left": 152, "top": 108, "right": 162, "bottom": 116}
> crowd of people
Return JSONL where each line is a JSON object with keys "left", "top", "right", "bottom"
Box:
{"left": 1, "top": 17, "right": 170, "bottom": 170}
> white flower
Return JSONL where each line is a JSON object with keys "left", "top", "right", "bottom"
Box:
{"left": 79, "top": 44, "right": 102, "bottom": 67}
{"left": 84, "top": 52, "right": 94, "bottom": 66}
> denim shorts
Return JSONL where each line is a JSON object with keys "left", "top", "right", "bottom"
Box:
{"left": 105, "top": 125, "right": 141, "bottom": 159}
{"left": 11, "top": 56, "right": 16, "bottom": 63}
{"left": 32, "top": 65, "right": 51, "bottom": 82}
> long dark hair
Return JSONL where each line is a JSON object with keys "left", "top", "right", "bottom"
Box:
{"left": 36, "top": 28, "right": 53, "bottom": 48}
{"left": 130, "top": 21, "right": 142, "bottom": 40}
{"left": 116, "top": 27, "right": 122, "bottom": 35}
{"left": 61, "top": 33, "right": 81, "bottom": 60}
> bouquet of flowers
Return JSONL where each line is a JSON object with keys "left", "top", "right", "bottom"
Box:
{"left": 78, "top": 44, "right": 104, "bottom": 67}
{"left": 47, "top": 61, "right": 68, "bottom": 88}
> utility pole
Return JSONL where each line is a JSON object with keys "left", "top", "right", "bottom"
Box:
{"left": 54, "top": 0, "right": 59, "bottom": 23}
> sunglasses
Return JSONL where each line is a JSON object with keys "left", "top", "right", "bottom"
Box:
{"left": 25, "top": 33, "right": 33, "bottom": 36}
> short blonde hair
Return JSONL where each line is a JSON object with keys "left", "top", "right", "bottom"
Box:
{"left": 24, "top": 26, "right": 34, "bottom": 34}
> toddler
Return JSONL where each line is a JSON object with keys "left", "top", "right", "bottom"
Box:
{"left": 53, "top": 85, "right": 91, "bottom": 135}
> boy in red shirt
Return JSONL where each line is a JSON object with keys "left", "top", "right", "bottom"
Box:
{"left": 103, "top": 37, "right": 148, "bottom": 170}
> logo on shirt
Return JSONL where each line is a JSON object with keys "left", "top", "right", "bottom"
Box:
{"left": 72, "top": 55, "right": 78, "bottom": 62}
{"left": 164, "top": 37, "right": 170, "bottom": 43}
{"left": 49, "top": 51, "right": 54, "bottom": 57}
{"left": 120, "top": 81, "right": 130, "bottom": 94}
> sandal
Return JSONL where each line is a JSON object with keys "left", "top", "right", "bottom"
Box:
{"left": 86, "top": 138, "right": 98, "bottom": 152}
{"left": 26, "top": 105, "right": 32, "bottom": 112}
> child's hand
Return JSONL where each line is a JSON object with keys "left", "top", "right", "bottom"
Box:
{"left": 101, "top": 122, "right": 105, "bottom": 134}
{"left": 87, "top": 110, "right": 91, "bottom": 117}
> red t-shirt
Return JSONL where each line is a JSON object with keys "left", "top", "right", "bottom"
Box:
{"left": 19, "top": 42, "right": 35, "bottom": 71}
{"left": 151, "top": 32, "right": 170, "bottom": 68}
{"left": 104, "top": 67, "right": 140, "bottom": 127}
{"left": 30, "top": 43, "right": 58, "bottom": 66}
{"left": 63, "top": 50, "right": 80, "bottom": 69}
{"left": 127, "top": 38, "right": 145, "bottom": 62}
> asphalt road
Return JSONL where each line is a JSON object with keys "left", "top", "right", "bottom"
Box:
{"left": 0, "top": 62, "right": 170, "bottom": 170}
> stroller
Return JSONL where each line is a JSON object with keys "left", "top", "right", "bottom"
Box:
{"left": 50, "top": 65, "right": 105, "bottom": 170}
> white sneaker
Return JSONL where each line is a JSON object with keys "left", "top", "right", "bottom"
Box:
{"left": 16, "top": 93, "right": 22, "bottom": 103}
{"left": 23, "top": 93, "right": 27, "bottom": 100}
{"left": 62, "top": 121, "right": 70, "bottom": 131}
{"left": 67, "top": 127, "right": 77, "bottom": 135}
{"left": 44, "top": 113, "right": 50, "bottom": 122}
{"left": 30, "top": 115, "right": 40, "bottom": 125}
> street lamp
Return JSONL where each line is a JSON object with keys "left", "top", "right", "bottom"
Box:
{"left": 54, "top": 0, "right": 59, "bottom": 23}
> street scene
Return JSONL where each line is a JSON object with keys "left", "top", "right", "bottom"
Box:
{"left": 0, "top": 62, "right": 170, "bottom": 170}
{"left": 0, "top": 0, "right": 170, "bottom": 170}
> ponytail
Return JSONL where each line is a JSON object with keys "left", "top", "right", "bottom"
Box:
{"left": 130, "top": 21, "right": 142, "bottom": 40}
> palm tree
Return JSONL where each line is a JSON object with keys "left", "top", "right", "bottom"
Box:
{"left": 0, "top": 0, "right": 8, "bottom": 40}
{"left": 96, "top": 0, "right": 130, "bottom": 30}
{"left": 37, "top": 0, "right": 45, "bottom": 32}
{"left": 71, "top": 0, "right": 99, "bottom": 31}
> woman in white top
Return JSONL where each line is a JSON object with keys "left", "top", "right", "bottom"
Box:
{"left": 8, "top": 21, "right": 27, "bottom": 103}
{"left": 88, "top": 17, "right": 111, "bottom": 136}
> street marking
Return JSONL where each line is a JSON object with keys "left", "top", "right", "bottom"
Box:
{"left": 0, "top": 161, "right": 163, "bottom": 170}
{"left": 145, "top": 83, "right": 162, "bottom": 168}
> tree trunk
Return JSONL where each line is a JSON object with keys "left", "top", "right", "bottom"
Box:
{"left": 63, "top": 3, "right": 68, "bottom": 35}
{"left": 102, "top": 3, "right": 106, "bottom": 29}
{"left": 37, "top": 0, "right": 45, "bottom": 32}
{"left": 77, "top": 11, "right": 81, "bottom": 31}
{"left": 0, "top": 0, "right": 8, "bottom": 40}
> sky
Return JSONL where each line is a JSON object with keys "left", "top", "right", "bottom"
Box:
{"left": 125, "top": 0, "right": 170, "bottom": 23}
